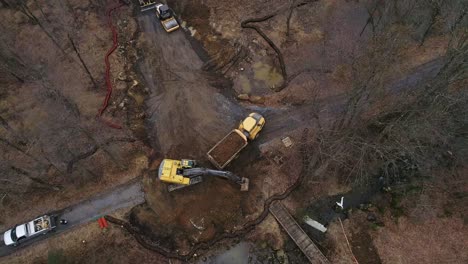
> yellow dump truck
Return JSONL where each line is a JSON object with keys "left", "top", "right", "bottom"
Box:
{"left": 207, "top": 113, "right": 265, "bottom": 169}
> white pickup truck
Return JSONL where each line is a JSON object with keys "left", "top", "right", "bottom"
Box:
{"left": 3, "top": 215, "right": 57, "bottom": 246}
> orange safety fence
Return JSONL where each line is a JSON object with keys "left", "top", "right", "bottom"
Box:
{"left": 97, "top": 1, "right": 126, "bottom": 129}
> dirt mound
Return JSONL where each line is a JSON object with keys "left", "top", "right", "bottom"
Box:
{"left": 137, "top": 14, "right": 243, "bottom": 157}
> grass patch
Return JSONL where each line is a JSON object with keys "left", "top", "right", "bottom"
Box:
{"left": 47, "top": 249, "right": 68, "bottom": 264}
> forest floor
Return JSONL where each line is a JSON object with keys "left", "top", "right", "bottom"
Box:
{"left": 0, "top": 0, "right": 466, "bottom": 263}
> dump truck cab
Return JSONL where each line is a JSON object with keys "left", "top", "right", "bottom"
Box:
{"left": 239, "top": 112, "right": 265, "bottom": 140}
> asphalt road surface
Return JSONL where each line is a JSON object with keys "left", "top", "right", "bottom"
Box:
{"left": 0, "top": 180, "right": 144, "bottom": 257}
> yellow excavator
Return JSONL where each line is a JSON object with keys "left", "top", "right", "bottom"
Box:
{"left": 158, "top": 159, "right": 249, "bottom": 192}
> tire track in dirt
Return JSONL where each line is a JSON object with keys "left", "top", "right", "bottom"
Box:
{"left": 137, "top": 13, "right": 243, "bottom": 156}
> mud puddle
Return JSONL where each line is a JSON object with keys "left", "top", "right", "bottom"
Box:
{"left": 252, "top": 62, "right": 284, "bottom": 89}
{"left": 233, "top": 58, "right": 282, "bottom": 96}
{"left": 198, "top": 242, "right": 256, "bottom": 264}
{"left": 302, "top": 179, "right": 385, "bottom": 241}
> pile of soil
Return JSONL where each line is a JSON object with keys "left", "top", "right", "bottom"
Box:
{"left": 209, "top": 132, "right": 246, "bottom": 166}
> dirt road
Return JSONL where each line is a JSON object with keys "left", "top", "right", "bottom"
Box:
{"left": 138, "top": 13, "right": 243, "bottom": 157}
{"left": 0, "top": 180, "right": 144, "bottom": 257}
{"left": 138, "top": 6, "right": 444, "bottom": 157}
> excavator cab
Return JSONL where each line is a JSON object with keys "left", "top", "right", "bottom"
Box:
{"left": 181, "top": 159, "right": 196, "bottom": 168}
{"left": 158, "top": 159, "right": 190, "bottom": 185}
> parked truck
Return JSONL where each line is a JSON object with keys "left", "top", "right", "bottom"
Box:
{"left": 207, "top": 113, "right": 265, "bottom": 169}
{"left": 3, "top": 215, "right": 57, "bottom": 246}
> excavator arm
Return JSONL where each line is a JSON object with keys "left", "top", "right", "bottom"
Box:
{"left": 183, "top": 168, "right": 249, "bottom": 191}
{"left": 159, "top": 159, "right": 249, "bottom": 192}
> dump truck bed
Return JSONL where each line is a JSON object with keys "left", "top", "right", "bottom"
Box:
{"left": 207, "top": 130, "right": 248, "bottom": 169}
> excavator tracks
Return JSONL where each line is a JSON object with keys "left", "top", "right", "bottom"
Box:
{"left": 167, "top": 176, "right": 203, "bottom": 192}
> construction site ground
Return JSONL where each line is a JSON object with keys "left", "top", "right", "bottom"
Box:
{"left": 0, "top": 0, "right": 466, "bottom": 263}
{"left": 131, "top": 10, "right": 305, "bottom": 253}
{"left": 128, "top": 0, "right": 460, "bottom": 260}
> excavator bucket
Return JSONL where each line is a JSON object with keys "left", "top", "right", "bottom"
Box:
{"left": 240, "top": 177, "right": 249, "bottom": 192}
{"left": 138, "top": 0, "right": 157, "bottom": 12}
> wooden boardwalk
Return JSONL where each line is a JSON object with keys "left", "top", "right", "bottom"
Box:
{"left": 269, "top": 201, "right": 329, "bottom": 264}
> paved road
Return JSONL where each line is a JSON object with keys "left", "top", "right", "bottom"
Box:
{"left": 0, "top": 180, "right": 145, "bottom": 257}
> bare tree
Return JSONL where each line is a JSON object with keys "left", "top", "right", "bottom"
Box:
{"left": 308, "top": 0, "right": 468, "bottom": 184}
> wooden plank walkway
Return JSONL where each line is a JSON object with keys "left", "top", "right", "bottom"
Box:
{"left": 269, "top": 201, "right": 329, "bottom": 264}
